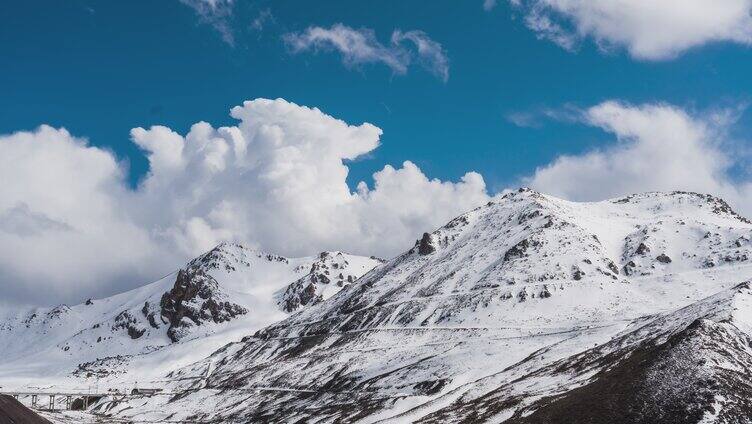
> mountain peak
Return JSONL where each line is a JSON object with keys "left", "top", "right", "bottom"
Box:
{"left": 256, "top": 189, "right": 752, "bottom": 341}
{"left": 277, "top": 251, "right": 383, "bottom": 313}
{"left": 189, "top": 242, "right": 290, "bottom": 275}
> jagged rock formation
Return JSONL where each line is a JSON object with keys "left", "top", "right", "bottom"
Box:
{"left": 160, "top": 269, "right": 247, "bottom": 342}
{"left": 417, "top": 232, "right": 437, "bottom": 255}
{"left": 99, "top": 190, "right": 752, "bottom": 423}
{"left": 277, "top": 251, "right": 384, "bottom": 313}
{"left": 112, "top": 310, "right": 147, "bottom": 340}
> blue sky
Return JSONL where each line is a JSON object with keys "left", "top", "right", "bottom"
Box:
{"left": 6, "top": 0, "right": 752, "bottom": 303}
{"left": 4, "top": 0, "right": 752, "bottom": 192}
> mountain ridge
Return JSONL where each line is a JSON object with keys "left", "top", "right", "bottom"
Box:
{"left": 5, "top": 189, "right": 752, "bottom": 423}
{"left": 90, "top": 189, "right": 752, "bottom": 423}
{"left": 0, "top": 242, "right": 381, "bottom": 390}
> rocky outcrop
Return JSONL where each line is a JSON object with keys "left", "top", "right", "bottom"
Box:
{"left": 417, "top": 233, "right": 436, "bottom": 255}
{"left": 279, "top": 274, "right": 326, "bottom": 313}
{"left": 112, "top": 311, "right": 146, "bottom": 340}
{"left": 160, "top": 269, "right": 247, "bottom": 342}
{"left": 656, "top": 253, "right": 672, "bottom": 264}
{"left": 635, "top": 242, "right": 651, "bottom": 255}
{"left": 278, "top": 252, "right": 377, "bottom": 313}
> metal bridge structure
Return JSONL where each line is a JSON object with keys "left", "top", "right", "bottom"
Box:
{"left": 3, "top": 390, "right": 116, "bottom": 411}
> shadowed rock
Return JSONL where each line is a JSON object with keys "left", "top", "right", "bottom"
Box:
{"left": 0, "top": 395, "right": 51, "bottom": 424}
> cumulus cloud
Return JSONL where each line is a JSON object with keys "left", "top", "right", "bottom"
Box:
{"left": 525, "top": 101, "right": 752, "bottom": 215}
{"left": 180, "top": 0, "right": 235, "bottom": 45}
{"left": 511, "top": 0, "right": 752, "bottom": 60}
{"left": 0, "top": 99, "right": 487, "bottom": 305}
{"left": 284, "top": 24, "right": 450, "bottom": 81}
{"left": 0, "top": 126, "right": 168, "bottom": 305}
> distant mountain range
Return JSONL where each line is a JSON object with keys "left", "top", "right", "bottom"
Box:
{"left": 0, "top": 243, "right": 381, "bottom": 391}
{"left": 5, "top": 189, "right": 752, "bottom": 423}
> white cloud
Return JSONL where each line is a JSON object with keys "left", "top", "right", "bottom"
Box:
{"left": 0, "top": 203, "right": 72, "bottom": 237}
{"left": 392, "top": 30, "right": 450, "bottom": 82}
{"left": 180, "top": 0, "right": 235, "bottom": 45}
{"left": 525, "top": 101, "right": 752, "bottom": 215}
{"left": 0, "top": 126, "right": 169, "bottom": 305}
{"left": 284, "top": 24, "right": 409, "bottom": 74}
{"left": 284, "top": 24, "right": 449, "bottom": 82}
{"left": 512, "top": 0, "right": 752, "bottom": 60}
{"left": 0, "top": 99, "right": 487, "bottom": 305}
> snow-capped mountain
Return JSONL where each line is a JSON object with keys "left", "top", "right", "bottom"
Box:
{"left": 97, "top": 190, "right": 752, "bottom": 423}
{"left": 0, "top": 243, "right": 381, "bottom": 390}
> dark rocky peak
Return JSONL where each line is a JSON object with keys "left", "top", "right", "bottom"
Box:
{"left": 417, "top": 233, "right": 436, "bottom": 255}
{"left": 159, "top": 268, "right": 247, "bottom": 342}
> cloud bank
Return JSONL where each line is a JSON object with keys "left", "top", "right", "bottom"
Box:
{"left": 284, "top": 24, "right": 450, "bottom": 82}
{"left": 512, "top": 0, "right": 752, "bottom": 60}
{"left": 6, "top": 98, "right": 752, "bottom": 306}
{"left": 526, "top": 101, "right": 752, "bottom": 214}
{"left": 0, "top": 99, "right": 487, "bottom": 305}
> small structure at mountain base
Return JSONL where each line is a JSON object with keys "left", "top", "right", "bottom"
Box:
{"left": 131, "top": 388, "right": 163, "bottom": 396}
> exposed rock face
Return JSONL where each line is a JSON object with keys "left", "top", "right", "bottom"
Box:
{"left": 279, "top": 274, "right": 324, "bottom": 313}
{"left": 160, "top": 268, "right": 247, "bottom": 342}
{"left": 278, "top": 252, "right": 381, "bottom": 313}
{"left": 504, "top": 238, "right": 532, "bottom": 261}
{"left": 656, "top": 253, "right": 672, "bottom": 263}
{"left": 417, "top": 233, "right": 436, "bottom": 255}
{"left": 635, "top": 242, "right": 651, "bottom": 255}
{"left": 112, "top": 311, "right": 146, "bottom": 340}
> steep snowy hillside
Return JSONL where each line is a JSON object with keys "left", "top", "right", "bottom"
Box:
{"left": 0, "top": 243, "right": 380, "bottom": 390}
{"left": 97, "top": 190, "right": 752, "bottom": 423}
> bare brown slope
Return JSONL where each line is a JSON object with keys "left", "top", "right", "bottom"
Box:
{"left": 0, "top": 395, "right": 51, "bottom": 424}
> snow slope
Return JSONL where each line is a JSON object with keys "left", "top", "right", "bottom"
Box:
{"left": 0, "top": 243, "right": 381, "bottom": 392}
{"left": 95, "top": 190, "right": 752, "bottom": 423}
